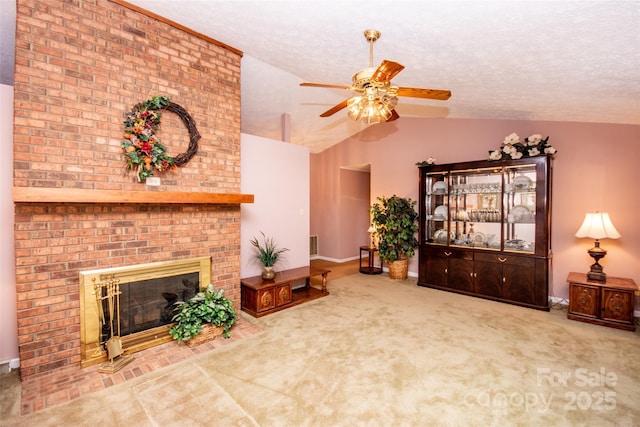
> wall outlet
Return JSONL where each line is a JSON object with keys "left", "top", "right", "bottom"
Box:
{"left": 146, "top": 177, "right": 161, "bottom": 186}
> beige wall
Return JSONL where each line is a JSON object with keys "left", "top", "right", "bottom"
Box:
{"left": 240, "top": 134, "right": 310, "bottom": 277}
{"left": 311, "top": 117, "right": 640, "bottom": 309}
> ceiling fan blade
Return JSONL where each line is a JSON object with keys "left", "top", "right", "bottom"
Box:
{"left": 320, "top": 99, "right": 350, "bottom": 117}
{"left": 387, "top": 109, "right": 400, "bottom": 122}
{"left": 370, "top": 60, "right": 405, "bottom": 84}
{"left": 300, "top": 82, "right": 352, "bottom": 90}
{"left": 397, "top": 87, "right": 451, "bottom": 100}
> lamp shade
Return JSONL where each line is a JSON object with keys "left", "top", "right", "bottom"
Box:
{"left": 575, "top": 212, "right": 621, "bottom": 239}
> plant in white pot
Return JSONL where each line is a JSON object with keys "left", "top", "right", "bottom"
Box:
{"left": 250, "top": 231, "right": 289, "bottom": 280}
{"left": 370, "top": 195, "right": 419, "bottom": 280}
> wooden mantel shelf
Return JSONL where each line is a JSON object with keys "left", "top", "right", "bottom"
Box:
{"left": 13, "top": 187, "right": 254, "bottom": 204}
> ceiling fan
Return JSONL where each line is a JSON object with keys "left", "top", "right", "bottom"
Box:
{"left": 300, "top": 29, "right": 451, "bottom": 124}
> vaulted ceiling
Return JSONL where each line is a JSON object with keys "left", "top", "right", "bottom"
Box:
{"left": 3, "top": 1, "right": 639, "bottom": 153}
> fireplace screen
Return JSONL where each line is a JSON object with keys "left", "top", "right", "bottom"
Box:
{"left": 80, "top": 257, "right": 211, "bottom": 367}
{"left": 106, "top": 272, "right": 200, "bottom": 336}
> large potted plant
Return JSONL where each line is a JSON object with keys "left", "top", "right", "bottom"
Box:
{"left": 250, "top": 231, "right": 289, "bottom": 280}
{"left": 169, "top": 284, "right": 237, "bottom": 346}
{"left": 370, "top": 195, "right": 419, "bottom": 280}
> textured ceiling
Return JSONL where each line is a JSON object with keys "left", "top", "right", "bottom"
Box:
{"left": 4, "top": 1, "right": 639, "bottom": 153}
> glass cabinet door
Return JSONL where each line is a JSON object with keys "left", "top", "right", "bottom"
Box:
{"left": 424, "top": 172, "right": 449, "bottom": 245}
{"left": 503, "top": 163, "right": 537, "bottom": 254}
{"left": 449, "top": 167, "right": 502, "bottom": 250}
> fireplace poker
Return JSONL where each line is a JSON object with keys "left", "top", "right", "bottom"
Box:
{"left": 105, "top": 280, "right": 124, "bottom": 361}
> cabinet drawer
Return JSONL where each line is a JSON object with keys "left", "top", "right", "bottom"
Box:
{"left": 257, "top": 288, "right": 276, "bottom": 311}
{"left": 474, "top": 252, "right": 535, "bottom": 267}
{"left": 602, "top": 289, "right": 634, "bottom": 324}
{"left": 275, "top": 283, "right": 292, "bottom": 307}
{"left": 569, "top": 284, "right": 599, "bottom": 318}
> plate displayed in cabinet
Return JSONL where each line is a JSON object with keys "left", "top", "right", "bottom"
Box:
{"left": 434, "top": 229, "right": 453, "bottom": 243}
{"left": 432, "top": 181, "right": 447, "bottom": 194}
{"left": 471, "top": 232, "right": 486, "bottom": 244}
{"left": 512, "top": 175, "right": 533, "bottom": 191}
{"left": 434, "top": 205, "right": 448, "bottom": 219}
{"left": 511, "top": 205, "right": 533, "bottom": 222}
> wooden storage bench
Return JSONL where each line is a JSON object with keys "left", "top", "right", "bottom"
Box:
{"left": 241, "top": 266, "right": 330, "bottom": 317}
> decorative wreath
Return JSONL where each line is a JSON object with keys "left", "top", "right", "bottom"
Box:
{"left": 121, "top": 96, "right": 200, "bottom": 182}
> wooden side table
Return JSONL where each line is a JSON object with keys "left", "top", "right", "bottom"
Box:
{"left": 241, "top": 266, "right": 330, "bottom": 317}
{"left": 359, "top": 246, "right": 383, "bottom": 274}
{"left": 567, "top": 272, "right": 639, "bottom": 331}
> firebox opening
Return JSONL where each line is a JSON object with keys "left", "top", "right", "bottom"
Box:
{"left": 118, "top": 272, "right": 199, "bottom": 336}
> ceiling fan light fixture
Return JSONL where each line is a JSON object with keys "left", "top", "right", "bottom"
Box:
{"left": 347, "top": 94, "right": 395, "bottom": 124}
{"left": 347, "top": 96, "right": 365, "bottom": 121}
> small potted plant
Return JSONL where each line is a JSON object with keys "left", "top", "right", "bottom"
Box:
{"left": 169, "top": 283, "right": 237, "bottom": 346}
{"left": 370, "top": 195, "right": 419, "bottom": 280}
{"left": 250, "top": 231, "right": 289, "bottom": 280}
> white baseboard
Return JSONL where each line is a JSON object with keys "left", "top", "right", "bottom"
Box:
{"left": 549, "top": 296, "right": 568, "bottom": 307}
{"left": 0, "top": 358, "right": 20, "bottom": 373}
{"left": 311, "top": 255, "right": 360, "bottom": 263}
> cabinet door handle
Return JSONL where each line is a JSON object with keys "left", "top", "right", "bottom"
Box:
{"left": 444, "top": 251, "right": 452, "bottom": 257}
{"left": 498, "top": 257, "right": 507, "bottom": 263}
{"left": 444, "top": 268, "right": 448, "bottom": 274}
{"left": 503, "top": 277, "right": 506, "bottom": 283}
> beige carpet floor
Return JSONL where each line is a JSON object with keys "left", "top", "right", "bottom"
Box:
{"left": 2, "top": 271, "right": 639, "bottom": 426}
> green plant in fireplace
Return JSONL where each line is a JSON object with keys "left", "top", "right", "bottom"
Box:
{"left": 169, "top": 284, "right": 236, "bottom": 342}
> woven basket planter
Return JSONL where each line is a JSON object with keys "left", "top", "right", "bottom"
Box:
{"left": 388, "top": 259, "right": 409, "bottom": 280}
{"left": 185, "top": 324, "right": 224, "bottom": 347}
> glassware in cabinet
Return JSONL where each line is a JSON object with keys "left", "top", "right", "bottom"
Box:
{"left": 424, "top": 172, "right": 449, "bottom": 245}
{"left": 503, "top": 163, "right": 537, "bottom": 254}
{"left": 449, "top": 167, "right": 502, "bottom": 249}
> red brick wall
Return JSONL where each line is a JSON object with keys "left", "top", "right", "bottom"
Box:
{"left": 13, "top": 0, "right": 243, "bottom": 377}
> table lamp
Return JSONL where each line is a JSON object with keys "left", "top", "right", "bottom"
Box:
{"left": 575, "top": 212, "right": 620, "bottom": 282}
{"left": 368, "top": 225, "right": 377, "bottom": 248}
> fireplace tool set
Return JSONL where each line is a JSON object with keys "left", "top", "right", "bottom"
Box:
{"left": 94, "top": 276, "right": 134, "bottom": 373}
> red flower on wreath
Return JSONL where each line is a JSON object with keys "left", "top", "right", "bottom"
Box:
{"left": 121, "top": 96, "right": 176, "bottom": 182}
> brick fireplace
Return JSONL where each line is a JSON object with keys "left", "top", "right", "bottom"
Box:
{"left": 13, "top": 0, "right": 248, "bottom": 378}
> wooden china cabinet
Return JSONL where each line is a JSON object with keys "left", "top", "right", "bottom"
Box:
{"left": 417, "top": 156, "right": 552, "bottom": 310}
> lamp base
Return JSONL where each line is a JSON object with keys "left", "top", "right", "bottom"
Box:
{"left": 587, "top": 270, "right": 606, "bottom": 282}
{"left": 586, "top": 241, "right": 607, "bottom": 282}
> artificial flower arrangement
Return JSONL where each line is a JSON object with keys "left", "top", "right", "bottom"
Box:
{"left": 489, "top": 133, "right": 557, "bottom": 161}
{"left": 415, "top": 157, "right": 437, "bottom": 166}
{"left": 121, "top": 96, "right": 177, "bottom": 182}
